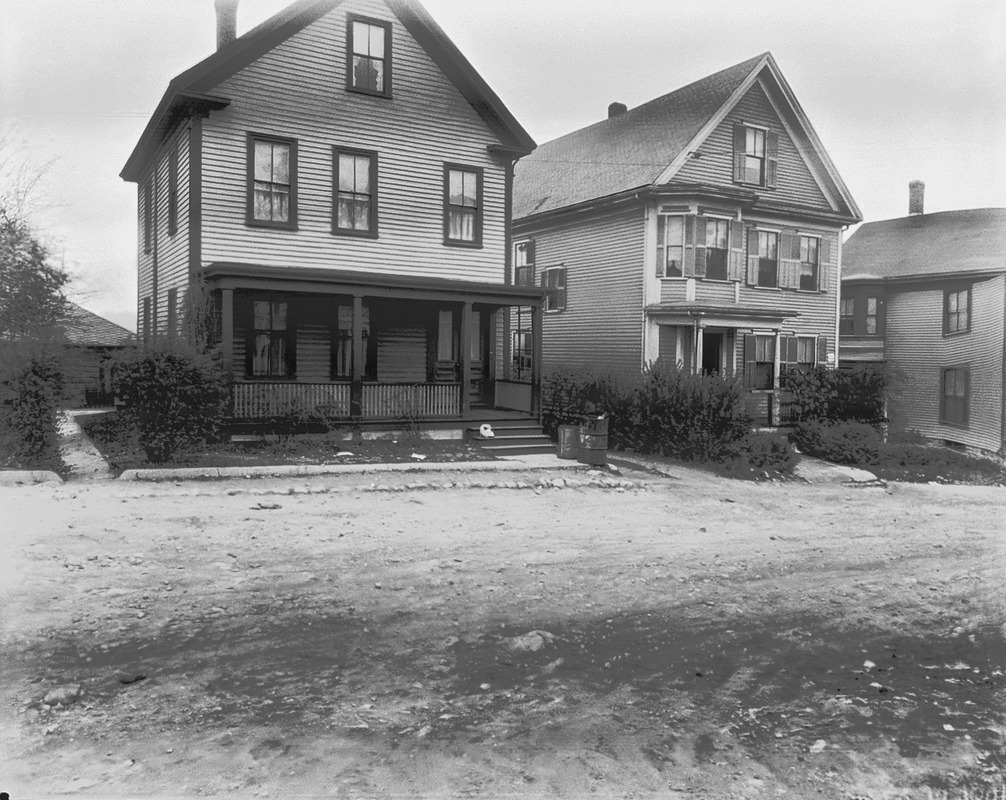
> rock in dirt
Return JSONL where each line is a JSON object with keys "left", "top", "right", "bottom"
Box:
{"left": 43, "top": 683, "right": 83, "bottom": 706}
{"left": 506, "top": 630, "right": 558, "bottom": 653}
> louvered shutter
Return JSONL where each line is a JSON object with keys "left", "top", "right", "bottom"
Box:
{"left": 779, "top": 233, "right": 799, "bottom": 289}
{"left": 746, "top": 229, "right": 759, "bottom": 286}
{"left": 743, "top": 334, "right": 758, "bottom": 387}
{"left": 817, "top": 336, "right": 828, "bottom": 366}
{"left": 558, "top": 268, "right": 567, "bottom": 311}
{"left": 785, "top": 336, "right": 798, "bottom": 365}
{"left": 683, "top": 215, "right": 696, "bottom": 277}
{"left": 729, "top": 221, "right": 746, "bottom": 281}
{"left": 733, "top": 124, "right": 747, "bottom": 183}
{"left": 819, "top": 235, "right": 832, "bottom": 292}
{"left": 656, "top": 216, "right": 665, "bottom": 277}
{"left": 766, "top": 131, "right": 779, "bottom": 188}
{"left": 694, "top": 216, "right": 707, "bottom": 278}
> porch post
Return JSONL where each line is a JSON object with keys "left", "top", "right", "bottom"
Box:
{"left": 531, "top": 304, "right": 543, "bottom": 417}
{"left": 460, "top": 301, "right": 472, "bottom": 414}
{"left": 351, "top": 294, "right": 364, "bottom": 418}
{"left": 220, "top": 288, "right": 234, "bottom": 379}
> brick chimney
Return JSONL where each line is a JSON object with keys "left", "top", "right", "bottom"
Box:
{"left": 215, "top": 0, "right": 239, "bottom": 50}
{"left": 608, "top": 102, "right": 627, "bottom": 119}
{"left": 909, "top": 180, "right": 925, "bottom": 216}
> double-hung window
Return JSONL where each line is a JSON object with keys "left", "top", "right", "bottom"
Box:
{"left": 542, "top": 267, "right": 566, "bottom": 313}
{"left": 705, "top": 218, "right": 729, "bottom": 280}
{"left": 944, "top": 287, "right": 971, "bottom": 335}
{"left": 799, "top": 236, "right": 819, "bottom": 291}
{"left": 444, "top": 165, "right": 482, "bottom": 246}
{"left": 865, "top": 297, "right": 879, "bottom": 335}
{"left": 514, "top": 240, "right": 535, "bottom": 286}
{"left": 348, "top": 17, "right": 391, "bottom": 96}
{"left": 657, "top": 215, "right": 684, "bottom": 277}
{"left": 745, "top": 334, "right": 775, "bottom": 389}
{"left": 941, "top": 366, "right": 969, "bottom": 427}
{"left": 248, "top": 135, "right": 296, "bottom": 228}
{"left": 743, "top": 127, "right": 766, "bottom": 185}
{"left": 839, "top": 298, "right": 855, "bottom": 335}
{"left": 334, "top": 148, "right": 377, "bottom": 236}
{"left": 251, "top": 300, "right": 292, "bottom": 378}
{"left": 756, "top": 230, "right": 779, "bottom": 288}
{"left": 733, "top": 123, "right": 778, "bottom": 188}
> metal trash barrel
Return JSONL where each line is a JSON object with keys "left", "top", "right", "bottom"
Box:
{"left": 556, "top": 424, "right": 579, "bottom": 459}
{"left": 576, "top": 413, "right": 609, "bottom": 466}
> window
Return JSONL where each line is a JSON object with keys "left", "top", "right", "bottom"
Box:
{"left": 944, "top": 287, "right": 971, "bottom": 335}
{"left": 514, "top": 240, "right": 535, "bottom": 286}
{"left": 250, "top": 300, "right": 292, "bottom": 378}
{"left": 866, "top": 296, "right": 879, "bottom": 335}
{"left": 248, "top": 135, "right": 296, "bottom": 228}
{"left": 331, "top": 304, "right": 371, "bottom": 380}
{"left": 705, "top": 218, "right": 729, "bottom": 280}
{"left": 444, "top": 165, "right": 482, "bottom": 246}
{"left": 745, "top": 334, "right": 775, "bottom": 389}
{"left": 755, "top": 230, "right": 779, "bottom": 288}
{"left": 348, "top": 17, "right": 391, "bottom": 96}
{"left": 941, "top": 366, "right": 969, "bottom": 427}
{"left": 167, "top": 146, "right": 178, "bottom": 236}
{"left": 799, "top": 236, "right": 819, "bottom": 291}
{"left": 795, "top": 337, "right": 815, "bottom": 370}
{"left": 143, "top": 180, "right": 152, "bottom": 254}
{"left": 657, "top": 215, "right": 685, "bottom": 277}
{"left": 334, "top": 148, "right": 377, "bottom": 236}
{"left": 839, "top": 298, "right": 855, "bottom": 335}
{"left": 541, "top": 267, "right": 566, "bottom": 312}
{"left": 733, "top": 124, "right": 778, "bottom": 188}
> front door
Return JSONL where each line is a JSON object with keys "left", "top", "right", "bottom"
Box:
{"left": 469, "top": 311, "right": 490, "bottom": 407}
{"left": 702, "top": 331, "right": 724, "bottom": 376}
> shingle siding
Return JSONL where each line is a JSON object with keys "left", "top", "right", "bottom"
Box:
{"left": 885, "top": 274, "right": 1004, "bottom": 452}
{"left": 522, "top": 208, "right": 646, "bottom": 375}
{"left": 673, "top": 80, "right": 833, "bottom": 212}
{"left": 200, "top": 0, "right": 508, "bottom": 285}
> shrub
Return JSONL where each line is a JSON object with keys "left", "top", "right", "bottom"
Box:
{"left": 790, "top": 419, "right": 883, "bottom": 465}
{"left": 781, "top": 366, "right": 885, "bottom": 424}
{"left": 720, "top": 431, "right": 798, "bottom": 480}
{"left": 0, "top": 344, "right": 64, "bottom": 470}
{"left": 113, "top": 342, "right": 228, "bottom": 463}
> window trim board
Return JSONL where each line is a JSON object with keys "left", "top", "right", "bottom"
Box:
{"left": 246, "top": 132, "right": 298, "bottom": 231}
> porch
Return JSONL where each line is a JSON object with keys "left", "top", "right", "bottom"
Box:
{"left": 204, "top": 264, "right": 542, "bottom": 422}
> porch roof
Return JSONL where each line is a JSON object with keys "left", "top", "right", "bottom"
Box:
{"left": 203, "top": 262, "right": 544, "bottom": 307}
{"left": 645, "top": 302, "right": 800, "bottom": 328}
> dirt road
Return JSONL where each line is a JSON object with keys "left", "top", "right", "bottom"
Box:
{"left": 1, "top": 464, "right": 1003, "bottom": 798}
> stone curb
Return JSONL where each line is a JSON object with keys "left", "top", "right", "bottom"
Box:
{"left": 118, "top": 458, "right": 591, "bottom": 483}
{"left": 0, "top": 470, "right": 64, "bottom": 486}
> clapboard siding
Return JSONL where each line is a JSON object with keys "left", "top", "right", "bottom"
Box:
{"left": 200, "top": 0, "right": 507, "bottom": 284}
{"left": 525, "top": 208, "right": 646, "bottom": 375}
{"left": 673, "top": 80, "right": 833, "bottom": 212}
{"left": 377, "top": 325, "right": 428, "bottom": 382}
{"left": 885, "top": 274, "right": 1004, "bottom": 452}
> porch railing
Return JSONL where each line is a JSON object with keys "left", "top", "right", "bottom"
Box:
{"left": 494, "top": 379, "right": 533, "bottom": 414}
{"left": 361, "top": 383, "right": 460, "bottom": 418}
{"left": 233, "top": 382, "right": 351, "bottom": 419}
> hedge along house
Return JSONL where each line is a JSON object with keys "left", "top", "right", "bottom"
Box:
{"left": 840, "top": 184, "right": 1006, "bottom": 456}
{"left": 121, "top": 0, "right": 541, "bottom": 426}
{"left": 512, "top": 53, "right": 861, "bottom": 425}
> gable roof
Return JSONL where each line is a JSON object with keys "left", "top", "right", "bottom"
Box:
{"left": 121, "top": 0, "right": 535, "bottom": 182}
{"left": 63, "top": 303, "right": 134, "bottom": 347}
{"left": 513, "top": 52, "right": 860, "bottom": 223}
{"left": 843, "top": 208, "right": 1006, "bottom": 282}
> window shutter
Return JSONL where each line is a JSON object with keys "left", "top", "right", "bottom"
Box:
{"left": 746, "top": 229, "right": 759, "bottom": 286}
{"left": 766, "top": 131, "right": 779, "bottom": 188}
{"left": 558, "top": 269, "right": 567, "bottom": 311}
{"left": 733, "top": 124, "right": 746, "bottom": 182}
{"left": 729, "top": 221, "right": 746, "bottom": 281}
{"left": 683, "top": 215, "right": 696, "bottom": 277}
{"left": 820, "top": 235, "right": 832, "bottom": 264}
{"left": 785, "top": 336, "right": 798, "bottom": 365}
{"left": 694, "top": 216, "right": 707, "bottom": 277}
{"left": 656, "top": 216, "right": 665, "bottom": 277}
{"left": 817, "top": 336, "right": 828, "bottom": 366}
{"left": 779, "top": 233, "right": 799, "bottom": 289}
{"left": 743, "top": 334, "right": 757, "bottom": 387}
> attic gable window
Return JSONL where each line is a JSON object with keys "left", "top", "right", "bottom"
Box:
{"left": 248, "top": 134, "right": 297, "bottom": 229}
{"left": 348, "top": 16, "right": 391, "bottom": 97}
{"left": 733, "top": 123, "right": 778, "bottom": 188}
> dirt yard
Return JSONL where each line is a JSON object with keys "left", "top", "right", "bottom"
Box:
{"left": 1, "top": 463, "right": 1003, "bottom": 799}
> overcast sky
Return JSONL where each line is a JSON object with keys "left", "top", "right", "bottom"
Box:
{"left": 3, "top": 0, "right": 1004, "bottom": 330}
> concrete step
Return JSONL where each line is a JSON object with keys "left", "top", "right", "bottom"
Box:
{"left": 476, "top": 442, "right": 558, "bottom": 457}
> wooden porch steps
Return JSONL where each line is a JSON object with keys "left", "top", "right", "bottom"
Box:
{"left": 466, "top": 421, "right": 555, "bottom": 457}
